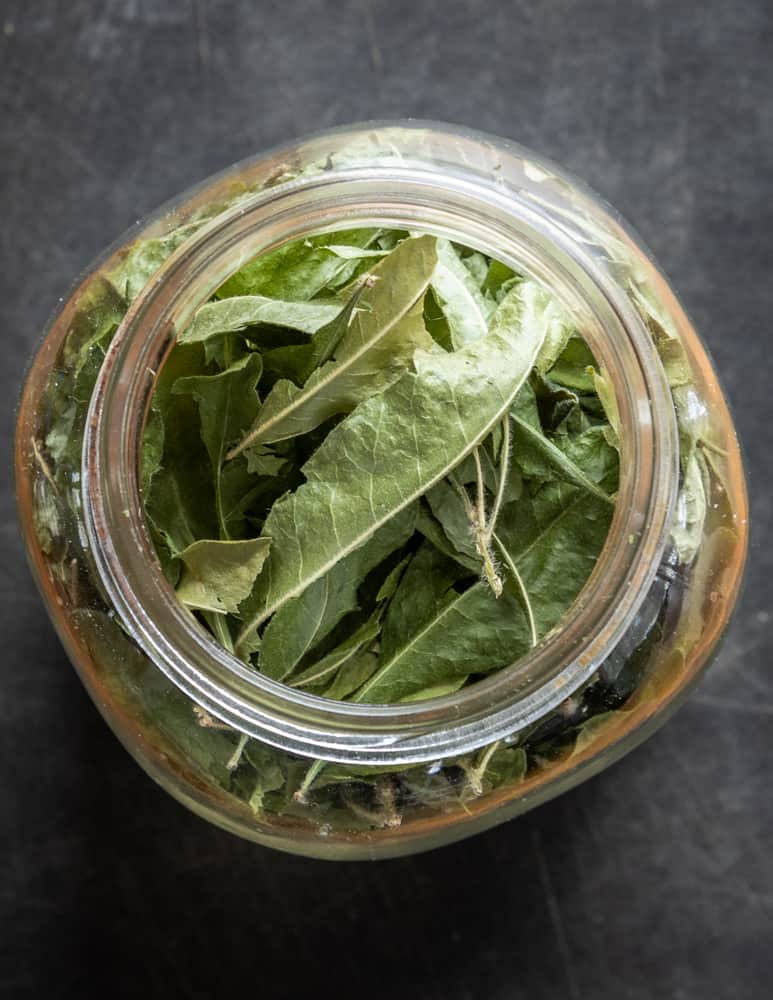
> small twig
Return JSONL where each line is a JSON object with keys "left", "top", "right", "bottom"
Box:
{"left": 493, "top": 531, "right": 538, "bottom": 647}
{"left": 31, "top": 437, "right": 59, "bottom": 494}
{"left": 226, "top": 733, "right": 249, "bottom": 771}
{"left": 193, "top": 706, "right": 237, "bottom": 731}
{"left": 376, "top": 780, "right": 402, "bottom": 829}
{"left": 697, "top": 437, "right": 729, "bottom": 458}
{"left": 449, "top": 468, "right": 504, "bottom": 593}
{"left": 293, "top": 760, "right": 325, "bottom": 803}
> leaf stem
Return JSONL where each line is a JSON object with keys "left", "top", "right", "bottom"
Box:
{"left": 341, "top": 782, "right": 402, "bottom": 829}
{"left": 697, "top": 436, "right": 729, "bottom": 458}
{"left": 226, "top": 733, "right": 249, "bottom": 771}
{"left": 31, "top": 436, "right": 59, "bottom": 494}
{"left": 293, "top": 760, "right": 326, "bottom": 803}
{"left": 204, "top": 611, "right": 235, "bottom": 653}
{"left": 472, "top": 447, "right": 503, "bottom": 597}
{"left": 193, "top": 706, "right": 236, "bottom": 731}
{"left": 473, "top": 447, "right": 487, "bottom": 523}
{"left": 492, "top": 531, "right": 538, "bottom": 648}
{"left": 485, "top": 415, "right": 511, "bottom": 541}
{"left": 463, "top": 739, "right": 502, "bottom": 796}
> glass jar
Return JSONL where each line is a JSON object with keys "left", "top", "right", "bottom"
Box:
{"left": 15, "top": 122, "right": 748, "bottom": 860}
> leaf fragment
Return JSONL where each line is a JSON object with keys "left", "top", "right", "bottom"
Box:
{"left": 176, "top": 537, "right": 271, "bottom": 614}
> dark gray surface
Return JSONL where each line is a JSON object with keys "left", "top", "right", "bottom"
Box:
{"left": 1, "top": 2, "right": 771, "bottom": 997}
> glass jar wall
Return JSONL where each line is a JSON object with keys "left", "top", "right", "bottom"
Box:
{"left": 15, "top": 123, "right": 747, "bottom": 859}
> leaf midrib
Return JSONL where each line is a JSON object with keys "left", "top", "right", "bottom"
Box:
{"left": 234, "top": 374, "right": 515, "bottom": 649}
{"left": 511, "top": 414, "right": 614, "bottom": 505}
{"left": 352, "top": 588, "right": 468, "bottom": 702}
{"left": 228, "top": 270, "right": 432, "bottom": 456}
{"left": 290, "top": 625, "right": 371, "bottom": 689}
{"left": 355, "top": 487, "right": 606, "bottom": 698}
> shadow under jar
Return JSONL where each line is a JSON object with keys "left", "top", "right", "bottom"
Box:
{"left": 15, "top": 123, "right": 748, "bottom": 860}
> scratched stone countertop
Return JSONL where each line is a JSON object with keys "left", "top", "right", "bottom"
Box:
{"left": 1, "top": 2, "right": 771, "bottom": 998}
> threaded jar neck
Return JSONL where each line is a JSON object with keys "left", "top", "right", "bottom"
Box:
{"left": 82, "top": 123, "right": 678, "bottom": 765}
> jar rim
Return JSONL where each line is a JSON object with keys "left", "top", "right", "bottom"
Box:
{"left": 82, "top": 121, "right": 678, "bottom": 765}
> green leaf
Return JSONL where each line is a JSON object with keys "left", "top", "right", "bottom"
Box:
{"left": 172, "top": 353, "right": 263, "bottom": 537}
{"left": 461, "top": 744, "right": 527, "bottom": 795}
{"left": 228, "top": 235, "right": 437, "bottom": 451}
{"left": 571, "top": 711, "right": 624, "bottom": 757}
{"left": 45, "top": 403, "right": 77, "bottom": 464}
{"left": 547, "top": 336, "right": 597, "bottom": 391}
{"left": 217, "top": 456, "right": 275, "bottom": 539}
{"left": 375, "top": 553, "right": 412, "bottom": 603}
{"left": 423, "top": 435, "right": 520, "bottom": 577}
{"left": 460, "top": 249, "right": 490, "bottom": 288}
{"left": 108, "top": 223, "right": 205, "bottom": 303}
{"left": 630, "top": 281, "right": 692, "bottom": 388}
{"left": 243, "top": 444, "right": 290, "bottom": 478}
{"left": 323, "top": 244, "right": 390, "bottom": 260}
{"left": 484, "top": 745, "right": 528, "bottom": 788}
{"left": 525, "top": 281, "right": 576, "bottom": 373}
{"left": 144, "top": 683, "right": 237, "bottom": 789}
{"left": 288, "top": 615, "right": 382, "bottom": 691}
{"left": 32, "top": 478, "right": 63, "bottom": 559}
{"left": 244, "top": 746, "right": 286, "bottom": 813}
{"left": 482, "top": 259, "right": 517, "bottom": 298}
{"left": 430, "top": 238, "right": 493, "bottom": 348}
{"left": 495, "top": 480, "right": 614, "bottom": 637}
{"left": 416, "top": 502, "right": 480, "bottom": 572}
{"left": 140, "top": 403, "right": 165, "bottom": 497}
{"left": 179, "top": 296, "right": 343, "bottom": 345}
{"left": 144, "top": 345, "right": 217, "bottom": 556}
{"left": 176, "top": 537, "right": 271, "bottom": 614}
{"left": 398, "top": 677, "right": 468, "bottom": 702}
{"left": 299, "top": 280, "right": 370, "bottom": 380}
{"left": 61, "top": 277, "right": 126, "bottom": 375}
{"left": 553, "top": 424, "right": 620, "bottom": 490}
{"left": 322, "top": 652, "right": 381, "bottom": 701}
{"left": 423, "top": 286, "right": 453, "bottom": 351}
{"left": 257, "top": 507, "right": 416, "bottom": 680}
{"left": 530, "top": 371, "right": 582, "bottom": 432}
{"left": 593, "top": 367, "right": 621, "bottom": 447}
{"left": 260, "top": 343, "right": 315, "bottom": 384}
{"left": 510, "top": 412, "right": 614, "bottom": 503}
{"left": 236, "top": 277, "right": 551, "bottom": 649}
{"left": 217, "top": 229, "right": 381, "bottom": 300}
{"left": 379, "top": 544, "right": 470, "bottom": 662}
{"left": 146, "top": 464, "right": 213, "bottom": 558}
{"left": 424, "top": 478, "right": 478, "bottom": 566}
{"left": 353, "top": 579, "right": 530, "bottom": 704}
{"left": 349, "top": 544, "right": 507, "bottom": 703}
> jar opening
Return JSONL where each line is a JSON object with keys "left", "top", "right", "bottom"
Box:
{"left": 82, "top": 125, "right": 677, "bottom": 764}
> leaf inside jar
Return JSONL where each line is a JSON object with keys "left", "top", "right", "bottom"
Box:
{"left": 28, "top": 153, "right": 729, "bottom": 834}
{"left": 139, "top": 227, "right": 620, "bottom": 705}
